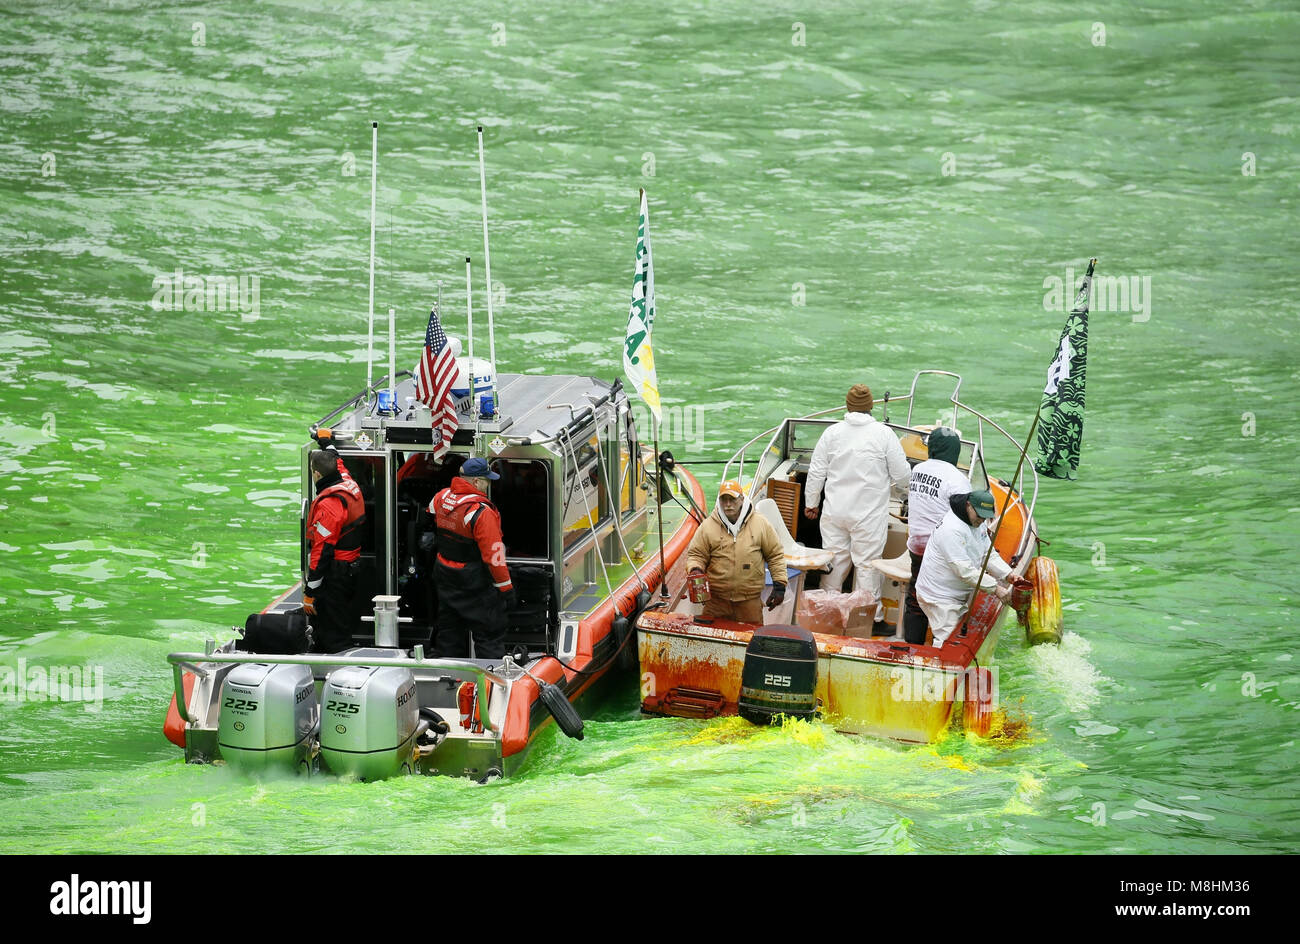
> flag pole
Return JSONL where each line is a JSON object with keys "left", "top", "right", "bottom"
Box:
{"left": 962, "top": 409, "right": 1041, "bottom": 634}
{"left": 366, "top": 121, "right": 378, "bottom": 393}
{"left": 653, "top": 415, "right": 669, "bottom": 599}
{"left": 958, "top": 256, "right": 1094, "bottom": 636}
{"left": 477, "top": 126, "right": 498, "bottom": 398}
{"left": 465, "top": 256, "right": 478, "bottom": 442}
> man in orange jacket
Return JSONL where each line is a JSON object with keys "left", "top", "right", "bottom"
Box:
{"left": 304, "top": 448, "right": 366, "bottom": 652}
{"left": 430, "top": 456, "right": 515, "bottom": 660}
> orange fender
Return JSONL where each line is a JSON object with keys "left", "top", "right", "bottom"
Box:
{"left": 163, "top": 670, "right": 196, "bottom": 749}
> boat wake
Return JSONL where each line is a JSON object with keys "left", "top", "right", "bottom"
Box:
{"left": 1025, "top": 630, "right": 1106, "bottom": 713}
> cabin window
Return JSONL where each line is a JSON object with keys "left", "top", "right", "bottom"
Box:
{"left": 750, "top": 442, "right": 783, "bottom": 494}
{"left": 957, "top": 440, "right": 975, "bottom": 473}
{"left": 489, "top": 458, "right": 551, "bottom": 559}
{"left": 787, "top": 419, "right": 831, "bottom": 458}
{"left": 562, "top": 432, "right": 608, "bottom": 550}
{"left": 969, "top": 450, "right": 990, "bottom": 492}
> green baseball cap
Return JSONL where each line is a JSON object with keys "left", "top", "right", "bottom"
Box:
{"left": 968, "top": 489, "right": 997, "bottom": 519}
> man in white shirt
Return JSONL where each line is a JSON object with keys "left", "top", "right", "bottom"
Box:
{"left": 904, "top": 427, "right": 969, "bottom": 643}
{"left": 914, "top": 489, "right": 1013, "bottom": 647}
{"left": 804, "top": 384, "right": 910, "bottom": 633}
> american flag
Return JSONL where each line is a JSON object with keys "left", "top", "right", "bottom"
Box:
{"left": 413, "top": 302, "right": 458, "bottom": 458}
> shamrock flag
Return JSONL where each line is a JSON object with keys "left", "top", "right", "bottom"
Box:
{"left": 1033, "top": 258, "right": 1095, "bottom": 480}
{"left": 623, "top": 189, "right": 662, "bottom": 422}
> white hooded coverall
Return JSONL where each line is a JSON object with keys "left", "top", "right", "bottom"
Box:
{"left": 804, "top": 411, "right": 910, "bottom": 605}
{"left": 914, "top": 509, "right": 1011, "bottom": 646}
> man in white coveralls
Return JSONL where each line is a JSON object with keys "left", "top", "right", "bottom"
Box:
{"left": 914, "top": 489, "right": 1013, "bottom": 646}
{"left": 804, "top": 383, "right": 910, "bottom": 634}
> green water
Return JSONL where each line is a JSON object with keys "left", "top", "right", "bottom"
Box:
{"left": 1, "top": 0, "right": 1297, "bottom": 853}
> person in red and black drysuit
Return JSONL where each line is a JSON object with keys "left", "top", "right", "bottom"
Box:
{"left": 304, "top": 448, "right": 366, "bottom": 652}
{"left": 430, "top": 456, "right": 515, "bottom": 660}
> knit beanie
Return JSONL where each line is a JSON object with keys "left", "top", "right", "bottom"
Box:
{"left": 846, "top": 384, "right": 873, "bottom": 413}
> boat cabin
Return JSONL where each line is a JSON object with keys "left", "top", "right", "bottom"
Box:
{"left": 300, "top": 369, "right": 653, "bottom": 659}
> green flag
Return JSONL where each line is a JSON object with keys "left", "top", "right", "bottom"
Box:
{"left": 623, "top": 189, "right": 662, "bottom": 421}
{"left": 1033, "top": 258, "right": 1094, "bottom": 480}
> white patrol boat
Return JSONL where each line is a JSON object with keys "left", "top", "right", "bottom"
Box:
{"left": 163, "top": 124, "right": 707, "bottom": 780}
{"left": 164, "top": 370, "right": 706, "bottom": 780}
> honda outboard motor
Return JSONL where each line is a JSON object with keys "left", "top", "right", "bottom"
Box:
{"left": 319, "top": 666, "right": 420, "bottom": 780}
{"left": 217, "top": 663, "right": 317, "bottom": 773}
{"left": 738, "top": 625, "right": 818, "bottom": 724}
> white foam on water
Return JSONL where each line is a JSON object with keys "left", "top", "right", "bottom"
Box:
{"left": 196, "top": 595, "right": 242, "bottom": 606}
{"left": 49, "top": 560, "right": 116, "bottom": 581}
{"left": 1026, "top": 631, "right": 1107, "bottom": 713}
{"left": 246, "top": 489, "right": 297, "bottom": 508}
{"left": 0, "top": 332, "right": 50, "bottom": 354}
{"left": 1073, "top": 719, "right": 1119, "bottom": 736}
{"left": 182, "top": 482, "right": 229, "bottom": 495}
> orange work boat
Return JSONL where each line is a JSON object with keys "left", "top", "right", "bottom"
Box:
{"left": 636, "top": 370, "right": 1061, "bottom": 742}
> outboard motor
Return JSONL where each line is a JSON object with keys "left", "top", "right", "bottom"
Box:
{"left": 319, "top": 666, "right": 420, "bottom": 780}
{"left": 738, "top": 625, "right": 819, "bottom": 725}
{"left": 217, "top": 663, "right": 317, "bottom": 773}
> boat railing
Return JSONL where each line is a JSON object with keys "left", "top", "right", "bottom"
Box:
{"left": 311, "top": 370, "right": 415, "bottom": 433}
{"left": 723, "top": 425, "right": 785, "bottom": 500}
{"left": 167, "top": 649, "right": 506, "bottom": 733}
{"left": 905, "top": 370, "right": 962, "bottom": 428}
{"left": 948, "top": 399, "right": 1039, "bottom": 561}
{"left": 719, "top": 384, "right": 1039, "bottom": 562}
{"left": 906, "top": 372, "right": 1039, "bottom": 548}
{"left": 721, "top": 392, "right": 921, "bottom": 492}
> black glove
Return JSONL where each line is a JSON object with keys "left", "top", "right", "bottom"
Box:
{"left": 766, "top": 584, "right": 786, "bottom": 610}
{"left": 502, "top": 588, "right": 518, "bottom": 611}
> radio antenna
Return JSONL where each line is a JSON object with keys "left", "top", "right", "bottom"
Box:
{"left": 477, "top": 126, "right": 499, "bottom": 394}
{"left": 366, "top": 121, "right": 378, "bottom": 393}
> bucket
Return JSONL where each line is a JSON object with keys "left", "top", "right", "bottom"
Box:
{"left": 1010, "top": 577, "right": 1034, "bottom": 624}
{"left": 687, "top": 572, "right": 711, "bottom": 604}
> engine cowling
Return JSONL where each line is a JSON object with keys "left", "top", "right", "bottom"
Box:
{"left": 217, "top": 663, "right": 317, "bottom": 774}
{"left": 319, "top": 666, "right": 420, "bottom": 780}
{"left": 738, "top": 625, "right": 818, "bottom": 725}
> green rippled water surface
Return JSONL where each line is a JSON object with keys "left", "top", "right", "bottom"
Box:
{"left": 1, "top": 0, "right": 1296, "bottom": 853}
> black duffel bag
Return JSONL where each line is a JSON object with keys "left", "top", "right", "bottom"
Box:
{"left": 237, "top": 608, "right": 310, "bottom": 654}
